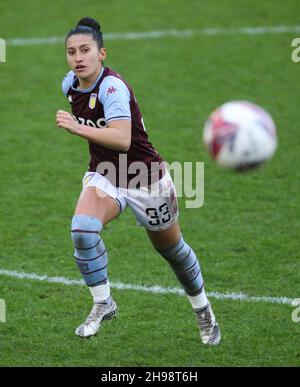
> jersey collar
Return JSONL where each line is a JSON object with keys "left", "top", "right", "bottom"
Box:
{"left": 71, "top": 67, "right": 105, "bottom": 93}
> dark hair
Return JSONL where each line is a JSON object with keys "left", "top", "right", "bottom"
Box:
{"left": 65, "top": 17, "right": 104, "bottom": 49}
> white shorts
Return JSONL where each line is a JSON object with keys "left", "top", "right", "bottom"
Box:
{"left": 81, "top": 169, "right": 179, "bottom": 231}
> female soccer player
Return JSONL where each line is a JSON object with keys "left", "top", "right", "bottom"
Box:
{"left": 56, "top": 17, "right": 220, "bottom": 345}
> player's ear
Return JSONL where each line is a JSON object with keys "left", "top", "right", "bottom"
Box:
{"left": 99, "top": 47, "right": 106, "bottom": 62}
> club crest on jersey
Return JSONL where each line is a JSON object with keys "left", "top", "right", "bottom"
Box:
{"left": 89, "top": 93, "right": 97, "bottom": 109}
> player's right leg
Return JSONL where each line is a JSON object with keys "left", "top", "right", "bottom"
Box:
{"left": 71, "top": 184, "right": 122, "bottom": 338}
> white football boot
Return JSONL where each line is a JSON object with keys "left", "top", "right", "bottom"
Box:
{"left": 194, "top": 303, "right": 221, "bottom": 345}
{"left": 75, "top": 296, "right": 117, "bottom": 338}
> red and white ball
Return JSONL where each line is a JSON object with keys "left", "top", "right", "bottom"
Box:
{"left": 203, "top": 101, "right": 277, "bottom": 170}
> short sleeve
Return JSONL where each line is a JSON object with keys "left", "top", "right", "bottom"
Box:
{"left": 98, "top": 76, "right": 131, "bottom": 122}
{"left": 62, "top": 71, "right": 75, "bottom": 96}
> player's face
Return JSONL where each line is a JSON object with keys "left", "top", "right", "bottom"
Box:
{"left": 66, "top": 34, "right": 106, "bottom": 80}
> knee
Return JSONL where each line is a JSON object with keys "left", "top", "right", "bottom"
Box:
{"left": 156, "top": 235, "right": 185, "bottom": 259}
{"left": 71, "top": 214, "right": 103, "bottom": 249}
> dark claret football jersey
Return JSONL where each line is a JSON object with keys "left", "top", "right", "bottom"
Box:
{"left": 62, "top": 67, "right": 164, "bottom": 187}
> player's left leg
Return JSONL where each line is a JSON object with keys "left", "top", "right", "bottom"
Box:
{"left": 126, "top": 168, "right": 220, "bottom": 345}
{"left": 146, "top": 221, "right": 221, "bottom": 346}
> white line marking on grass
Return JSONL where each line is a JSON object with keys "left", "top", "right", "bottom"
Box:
{"left": 0, "top": 269, "right": 293, "bottom": 305}
{"left": 6, "top": 25, "right": 300, "bottom": 46}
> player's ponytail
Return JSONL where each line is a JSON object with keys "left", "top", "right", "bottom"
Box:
{"left": 65, "top": 17, "right": 104, "bottom": 49}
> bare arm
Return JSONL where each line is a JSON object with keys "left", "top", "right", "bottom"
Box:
{"left": 56, "top": 110, "right": 131, "bottom": 152}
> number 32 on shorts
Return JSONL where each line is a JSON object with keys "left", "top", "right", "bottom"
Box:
{"left": 146, "top": 203, "right": 171, "bottom": 226}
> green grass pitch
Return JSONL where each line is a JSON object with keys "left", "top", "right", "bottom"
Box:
{"left": 0, "top": 0, "right": 299, "bottom": 366}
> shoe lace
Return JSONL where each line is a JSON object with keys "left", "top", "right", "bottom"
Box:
{"left": 196, "top": 307, "right": 214, "bottom": 335}
{"left": 85, "top": 302, "right": 109, "bottom": 325}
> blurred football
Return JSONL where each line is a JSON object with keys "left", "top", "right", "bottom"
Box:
{"left": 203, "top": 101, "right": 277, "bottom": 170}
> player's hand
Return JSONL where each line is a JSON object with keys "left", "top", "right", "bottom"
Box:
{"left": 56, "top": 110, "right": 80, "bottom": 134}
